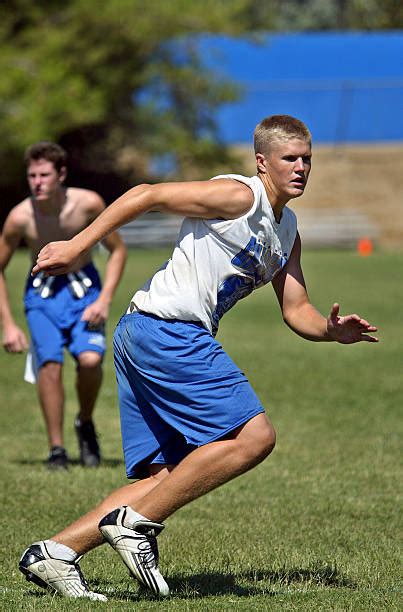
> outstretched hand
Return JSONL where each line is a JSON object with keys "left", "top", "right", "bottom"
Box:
{"left": 32, "top": 240, "right": 81, "bottom": 276}
{"left": 327, "top": 303, "right": 378, "bottom": 344}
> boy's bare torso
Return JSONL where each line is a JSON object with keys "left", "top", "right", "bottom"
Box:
{"left": 15, "top": 187, "right": 101, "bottom": 270}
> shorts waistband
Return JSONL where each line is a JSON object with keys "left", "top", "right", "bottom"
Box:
{"left": 126, "top": 307, "right": 205, "bottom": 329}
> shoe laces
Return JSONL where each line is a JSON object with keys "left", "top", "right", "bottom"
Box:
{"left": 70, "top": 558, "right": 90, "bottom": 589}
{"left": 136, "top": 533, "right": 159, "bottom": 570}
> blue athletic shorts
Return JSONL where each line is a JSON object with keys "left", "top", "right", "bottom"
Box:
{"left": 113, "top": 312, "right": 264, "bottom": 479}
{"left": 24, "top": 263, "right": 106, "bottom": 368}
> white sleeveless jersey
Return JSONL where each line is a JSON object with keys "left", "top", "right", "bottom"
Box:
{"left": 128, "top": 174, "right": 298, "bottom": 335}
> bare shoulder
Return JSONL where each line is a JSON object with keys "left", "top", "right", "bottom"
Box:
{"left": 207, "top": 177, "right": 255, "bottom": 218}
{"left": 2, "top": 198, "right": 31, "bottom": 237}
{"left": 219, "top": 177, "right": 254, "bottom": 203}
{"left": 152, "top": 177, "right": 254, "bottom": 219}
{"left": 68, "top": 187, "right": 105, "bottom": 215}
{"left": 212, "top": 176, "right": 253, "bottom": 192}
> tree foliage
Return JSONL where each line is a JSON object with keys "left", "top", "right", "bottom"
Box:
{"left": 0, "top": 0, "right": 271, "bottom": 214}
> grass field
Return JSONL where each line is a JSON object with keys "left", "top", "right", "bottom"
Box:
{"left": 0, "top": 247, "right": 401, "bottom": 611}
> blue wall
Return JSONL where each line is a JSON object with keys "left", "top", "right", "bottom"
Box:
{"left": 200, "top": 32, "right": 403, "bottom": 144}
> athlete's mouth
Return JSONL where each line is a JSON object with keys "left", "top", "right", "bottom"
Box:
{"left": 291, "top": 178, "right": 305, "bottom": 188}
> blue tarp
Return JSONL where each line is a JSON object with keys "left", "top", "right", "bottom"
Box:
{"left": 199, "top": 32, "right": 403, "bottom": 143}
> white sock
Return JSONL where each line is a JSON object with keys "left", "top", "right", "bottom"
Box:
{"left": 122, "top": 506, "right": 150, "bottom": 529}
{"left": 42, "top": 539, "right": 78, "bottom": 562}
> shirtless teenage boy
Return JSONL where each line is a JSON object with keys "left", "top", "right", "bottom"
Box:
{"left": 0, "top": 142, "right": 127, "bottom": 469}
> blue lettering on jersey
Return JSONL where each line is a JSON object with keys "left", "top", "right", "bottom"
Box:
{"left": 212, "top": 236, "right": 288, "bottom": 334}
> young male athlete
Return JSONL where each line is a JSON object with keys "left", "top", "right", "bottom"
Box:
{"left": 18, "top": 116, "right": 378, "bottom": 600}
{"left": 0, "top": 142, "right": 127, "bottom": 469}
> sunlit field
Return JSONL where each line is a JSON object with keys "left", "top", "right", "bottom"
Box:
{"left": 0, "top": 247, "right": 401, "bottom": 611}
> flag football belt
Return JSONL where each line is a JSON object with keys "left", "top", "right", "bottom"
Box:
{"left": 33, "top": 270, "right": 93, "bottom": 299}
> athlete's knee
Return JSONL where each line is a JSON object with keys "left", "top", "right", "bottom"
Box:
{"left": 251, "top": 423, "right": 276, "bottom": 463}
{"left": 239, "top": 416, "right": 276, "bottom": 464}
{"left": 259, "top": 420, "right": 276, "bottom": 458}
{"left": 39, "top": 361, "right": 62, "bottom": 381}
{"left": 77, "top": 351, "right": 103, "bottom": 370}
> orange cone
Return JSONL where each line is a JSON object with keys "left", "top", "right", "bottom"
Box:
{"left": 357, "top": 237, "right": 373, "bottom": 256}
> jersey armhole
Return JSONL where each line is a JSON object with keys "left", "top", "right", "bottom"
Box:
{"left": 208, "top": 175, "right": 259, "bottom": 228}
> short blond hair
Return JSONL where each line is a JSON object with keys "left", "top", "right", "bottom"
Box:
{"left": 254, "top": 115, "right": 311, "bottom": 156}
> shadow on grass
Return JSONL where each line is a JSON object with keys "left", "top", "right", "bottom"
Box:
{"left": 85, "top": 564, "right": 356, "bottom": 602}
{"left": 15, "top": 457, "right": 124, "bottom": 468}
{"left": 165, "top": 565, "right": 356, "bottom": 598}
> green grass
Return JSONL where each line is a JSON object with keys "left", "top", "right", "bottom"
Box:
{"left": 0, "top": 247, "right": 401, "bottom": 611}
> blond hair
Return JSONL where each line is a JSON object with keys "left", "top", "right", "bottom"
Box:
{"left": 254, "top": 115, "right": 311, "bottom": 156}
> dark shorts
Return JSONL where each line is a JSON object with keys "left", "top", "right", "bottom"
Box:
{"left": 113, "top": 312, "right": 264, "bottom": 479}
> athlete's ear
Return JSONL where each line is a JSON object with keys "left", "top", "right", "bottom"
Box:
{"left": 58, "top": 166, "right": 67, "bottom": 184}
{"left": 255, "top": 153, "right": 267, "bottom": 174}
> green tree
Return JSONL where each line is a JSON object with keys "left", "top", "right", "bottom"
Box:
{"left": 0, "top": 0, "right": 275, "bottom": 219}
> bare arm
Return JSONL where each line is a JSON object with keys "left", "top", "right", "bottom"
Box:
{"left": 0, "top": 214, "right": 29, "bottom": 352}
{"left": 272, "top": 234, "right": 378, "bottom": 344}
{"left": 80, "top": 231, "right": 127, "bottom": 325}
{"left": 98, "top": 231, "right": 127, "bottom": 306}
{"left": 32, "top": 180, "right": 253, "bottom": 275}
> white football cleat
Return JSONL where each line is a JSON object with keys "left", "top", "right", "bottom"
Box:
{"left": 19, "top": 541, "right": 107, "bottom": 601}
{"left": 99, "top": 506, "right": 169, "bottom": 597}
